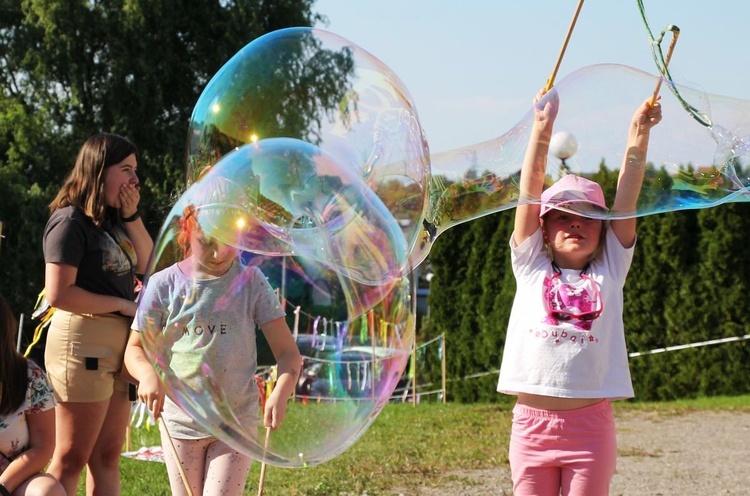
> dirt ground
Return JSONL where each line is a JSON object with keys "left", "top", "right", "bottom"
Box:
{"left": 407, "top": 409, "right": 750, "bottom": 495}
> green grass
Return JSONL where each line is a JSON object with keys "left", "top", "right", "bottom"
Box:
{"left": 101, "top": 395, "right": 750, "bottom": 495}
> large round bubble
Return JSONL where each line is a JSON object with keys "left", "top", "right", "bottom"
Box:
{"left": 162, "top": 25, "right": 750, "bottom": 469}
{"left": 187, "top": 28, "right": 750, "bottom": 270}
{"left": 140, "top": 139, "right": 415, "bottom": 467}
{"left": 413, "top": 63, "right": 750, "bottom": 266}
{"left": 186, "top": 27, "right": 430, "bottom": 270}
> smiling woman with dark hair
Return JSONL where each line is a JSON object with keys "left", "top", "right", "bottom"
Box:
{"left": 0, "top": 294, "right": 64, "bottom": 496}
{"left": 42, "top": 133, "right": 154, "bottom": 496}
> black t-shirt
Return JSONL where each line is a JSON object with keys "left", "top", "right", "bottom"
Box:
{"left": 43, "top": 206, "right": 136, "bottom": 301}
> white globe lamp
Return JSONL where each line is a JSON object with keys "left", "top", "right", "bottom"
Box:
{"left": 549, "top": 131, "right": 578, "bottom": 176}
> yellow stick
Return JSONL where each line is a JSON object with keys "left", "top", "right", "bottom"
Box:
{"left": 257, "top": 427, "right": 272, "bottom": 496}
{"left": 651, "top": 26, "right": 680, "bottom": 105}
{"left": 545, "top": 0, "right": 586, "bottom": 91}
{"left": 158, "top": 416, "right": 195, "bottom": 496}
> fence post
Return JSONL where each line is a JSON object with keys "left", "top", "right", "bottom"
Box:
{"left": 441, "top": 333, "right": 447, "bottom": 404}
{"left": 411, "top": 336, "right": 417, "bottom": 406}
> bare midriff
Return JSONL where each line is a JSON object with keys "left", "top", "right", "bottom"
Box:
{"left": 516, "top": 393, "right": 604, "bottom": 411}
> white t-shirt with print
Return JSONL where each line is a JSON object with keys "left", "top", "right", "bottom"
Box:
{"left": 497, "top": 227, "right": 635, "bottom": 400}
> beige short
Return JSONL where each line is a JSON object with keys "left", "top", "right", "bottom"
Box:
{"left": 45, "top": 310, "right": 132, "bottom": 402}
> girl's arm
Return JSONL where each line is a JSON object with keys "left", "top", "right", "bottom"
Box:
{"left": 610, "top": 97, "right": 663, "bottom": 248}
{"left": 45, "top": 262, "right": 138, "bottom": 316}
{"left": 514, "top": 89, "right": 559, "bottom": 246}
{"left": 124, "top": 331, "right": 165, "bottom": 418}
{"left": 260, "top": 317, "right": 302, "bottom": 429}
{"left": 119, "top": 182, "right": 154, "bottom": 274}
{"left": 123, "top": 219, "right": 154, "bottom": 275}
{"left": 0, "top": 409, "right": 55, "bottom": 492}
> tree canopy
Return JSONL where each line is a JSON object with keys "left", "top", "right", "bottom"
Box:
{"left": 2, "top": 3, "right": 747, "bottom": 402}
{"left": 422, "top": 165, "right": 750, "bottom": 402}
{"left": 0, "top": 0, "right": 329, "bottom": 315}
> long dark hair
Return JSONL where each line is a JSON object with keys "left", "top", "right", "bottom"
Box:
{"left": 0, "top": 294, "right": 28, "bottom": 416}
{"left": 49, "top": 133, "right": 139, "bottom": 227}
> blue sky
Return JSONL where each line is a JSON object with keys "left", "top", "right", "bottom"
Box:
{"left": 314, "top": 1, "right": 750, "bottom": 153}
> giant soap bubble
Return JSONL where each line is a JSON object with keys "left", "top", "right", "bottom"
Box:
{"left": 142, "top": 25, "right": 750, "bottom": 468}
{"left": 141, "top": 27, "right": 425, "bottom": 467}
{"left": 418, "top": 63, "right": 750, "bottom": 264}
{"left": 187, "top": 27, "right": 750, "bottom": 270}
{"left": 186, "top": 26, "right": 430, "bottom": 270}
{"left": 140, "top": 139, "right": 415, "bottom": 467}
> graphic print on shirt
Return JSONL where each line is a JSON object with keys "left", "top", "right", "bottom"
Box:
{"left": 532, "top": 271, "right": 604, "bottom": 347}
{"left": 166, "top": 311, "right": 234, "bottom": 385}
{"left": 101, "top": 228, "right": 136, "bottom": 277}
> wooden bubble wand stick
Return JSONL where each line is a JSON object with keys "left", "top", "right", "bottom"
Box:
{"left": 651, "top": 25, "right": 680, "bottom": 105}
{"left": 257, "top": 370, "right": 275, "bottom": 496}
{"left": 257, "top": 426, "right": 272, "bottom": 496}
{"left": 158, "top": 415, "right": 195, "bottom": 496}
{"left": 545, "top": 0, "right": 586, "bottom": 92}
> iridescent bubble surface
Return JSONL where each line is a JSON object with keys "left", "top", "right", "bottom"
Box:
{"left": 141, "top": 141, "right": 415, "bottom": 467}
{"left": 186, "top": 27, "right": 430, "bottom": 266}
{"left": 413, "top": 63, "right": 750, "bottom": 266}
{"left": 152, "top": 26, "right": 750, "bottom": 468}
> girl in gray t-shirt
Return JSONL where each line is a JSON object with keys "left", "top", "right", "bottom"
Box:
{"left": 124, "top": 205, "right": 301, "bottom": 496}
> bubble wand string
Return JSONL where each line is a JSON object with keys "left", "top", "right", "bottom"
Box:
{"left": 157, "top": 416, "right": 195, "bottom": 496}
{"left": 257, "top": 426, "right": 272, "bottom": 496}
{"left": 651, "top": 25, "right": 680, "bottom": 106}
{"left": 545, "top": 0, "right": 586, "bottom": 92}
{"left": 637, "top": 1, "right": 709, "bottom": 127}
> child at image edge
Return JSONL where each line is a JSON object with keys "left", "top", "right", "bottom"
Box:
{"left": 124, "top": 203, "right": 301, "bottom": 496}
{"left": 497, "top": 88, "right": 662, "bottom": 496}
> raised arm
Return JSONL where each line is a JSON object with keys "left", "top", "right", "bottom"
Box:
{"left": 610, "top": 97, "right": 663, "bottom": 248}
{"left": 260, "top": 317, "right": 302, "bottom": 430}
{"left": 514, "top": 89, "right": 559, "bottom": 245}
{"left": 123, "top": 219, "right": 153, "bottom": 275}
{"left": 119, "top": 182, "right": 154, "bottom": 274}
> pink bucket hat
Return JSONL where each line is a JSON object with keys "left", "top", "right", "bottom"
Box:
{"left": 539, "top": 174, "right": 608, "bottom": 218}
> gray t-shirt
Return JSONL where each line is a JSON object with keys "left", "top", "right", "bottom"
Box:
{"left": 44, "top": 206, "right": 136, "bottom": 302}
{"left": 133, "top": 260, "right": 285, "bottom": 439}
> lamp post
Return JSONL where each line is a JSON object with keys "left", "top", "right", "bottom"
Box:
{"left": 549, "top": 131, "right": 578, "bottom": 178}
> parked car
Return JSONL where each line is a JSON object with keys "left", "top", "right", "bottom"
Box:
{"left": 294, "top": 333, "right": 338, "bottom": 358}
{"left": 296, "top": 345, "right": 410, "bottom": 400}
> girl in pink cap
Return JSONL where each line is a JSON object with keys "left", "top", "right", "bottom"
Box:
{"left": 497, "top": 89, "right": 662, "bottom": 496}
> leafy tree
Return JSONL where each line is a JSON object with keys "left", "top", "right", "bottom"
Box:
{"left": 449, "top": 213, "right": 499, "bottom": 402}
{"left": 424, "top": 160, "right": 750, "bottom": 403}
{"left": 474, "top": 209, "right": 515, "bottom": 402}
{"left": 627, "top": 208, "right": 700, "bottom": 400}
{"left": 0, "top": 0, "right": 352, "bottom": 331}
{"left": 690, "top": 203, "right": 750, "bottom": 396}
{"left": 419, "top": 219, "right": 472, "bottom": 399}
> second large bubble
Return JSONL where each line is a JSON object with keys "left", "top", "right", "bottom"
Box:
{"left": 138, "top": 136, "right": 415, "bottom": 467}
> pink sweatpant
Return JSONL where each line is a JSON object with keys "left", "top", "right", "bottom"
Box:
{"left": 509, "top": 399, "right": 617, "bottom": 496}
